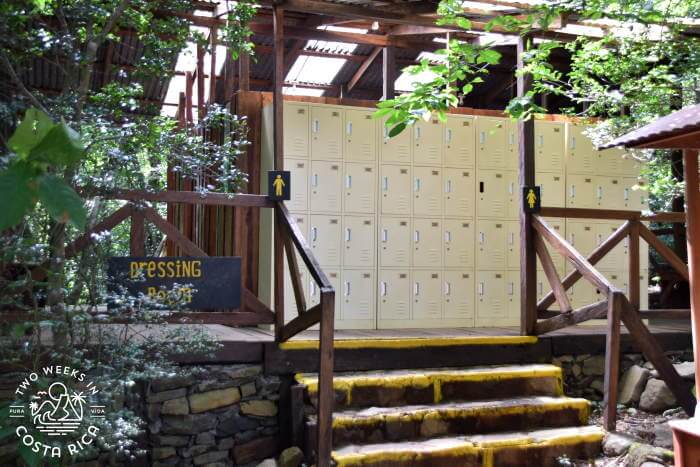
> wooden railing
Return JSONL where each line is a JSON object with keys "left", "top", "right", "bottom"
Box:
{"left": 531, "top": 208, "right": 694, "bottom": 430}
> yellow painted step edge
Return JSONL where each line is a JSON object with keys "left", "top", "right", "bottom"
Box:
{"left": 297, "top": 366, "right": 564, "bottom": 404}
{"left": 333, "top": 429, "right": 605, "bottom": 467}
{"left": 331, "top": 397, "right": 591, "bottom": 429}
{"left": 280, "top": 335, "right": 538, "bottom": 351}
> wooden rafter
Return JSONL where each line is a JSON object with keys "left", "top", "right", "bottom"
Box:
{"left": 346, "top": 46, "right": 382, "bottom": 93}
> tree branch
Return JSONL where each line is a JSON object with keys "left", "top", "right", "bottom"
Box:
{"left": 0, "top": 51, "right": 50, "bottom": 115}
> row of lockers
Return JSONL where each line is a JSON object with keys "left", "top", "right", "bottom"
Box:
{"left": 291, "top": 213, "right": 649, "bottom": 272}
{"left": 286, "top": 159, "right": 647, "bottom": 216}
{"left": 283, "top": 102, "right": 641, "bottom": 177}
{"left": 283, "top": 266, "right": 649, "bottom": 329}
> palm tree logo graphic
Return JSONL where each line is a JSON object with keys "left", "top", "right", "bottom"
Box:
{"left": 30, "top": 382, "right": 86, "bottom": 436}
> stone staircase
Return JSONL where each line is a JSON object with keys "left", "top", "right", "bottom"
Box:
{"left": 295, "top": 364, "right": 604, "bottom": 466}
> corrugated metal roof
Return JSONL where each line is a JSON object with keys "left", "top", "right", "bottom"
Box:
{"left": 599, "top": 104, "right": 700, "bottom": 149}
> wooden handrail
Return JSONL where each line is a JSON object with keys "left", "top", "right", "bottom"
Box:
{"left": 602, "top": 290, "right": 623, "bottom": 430}
{"left": 66, "top": 204, "right": 133, "bottom": 258}
{"left": 638, "top": 222, "right": 690, "bottom": 281}
{"left": 103, "top": 189, "right": 275, "bottom": 208}
{"left": 539, "top": 206, "right": 641, "bottom": 220}
{"left": 282, "top": 231, "right": 308, "bottom": 316}
{"left": 641, "top": 212, "right": 686, "bottom": 223}
{"left": 534, "top": 234, "right": 572, "bottom": 313}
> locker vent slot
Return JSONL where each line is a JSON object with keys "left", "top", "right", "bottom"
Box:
{"left": 365, "top": 168, "right": 372, "bottom": 172}
{"left": 363, "top": 273, "right": 370, "bottom": 278}
{"left": 297, "top": 163, "right": 304, "bottom": 168}
{"left": 432, "top": 274, "right": 438, "bottom": 278}
{"left": 496, "top": 274, "right": 502, "bottom": 278}
{"left": 554, "top": 176, "right": 560, "bottom": 181}
{"left": 364, "top": 221, "right": 371, "bottom": 225}
{"left": 463, "top": 274, "right": 469, "bottom": 278}
{"left": 330, "top": 220, "right": 338, "bottom": 224}
{"left": 463, "top": 172, "right": 470, "bottom": 176}
{"left": 496, "top": 174, "right": 502, "bottom": 178}
{"left": 400, "top": 169, "right": 408, "bottom": 174}
{"left": 297, "top": 109, "right": 305, "bottom": 114}
{"left": 496, "top": 224, "right": 502, "bottom": 228}
{"left": 332, "top": 111, "right": 339, "bottom": 116}
{"left": 400, "top": 222, "right": 407, "bottom": 226}
{"left": 400, "top": 274, "right": 407, "bottom": 278}
{"left": 331, "top": 165, "right": 339, "bottom": 170}
{"left": 584, "top": 226, "right": 591, "bottom": 231}
{"left": 612, "top": 180, "right": 619, "bottom": 184}
{"left": 463, "top": 223, "right": 469, "bottom": 227}
{"left": 432, "top": 171, "right": 439, "bottom": 175}
{"left": 463, "top": 122, "right": 470, "bottom": 126}
{"left": 585, "top": 178, "right": 591, "bottom": 182}
{"left": 432, "top": 222, "right": 439, "bottom": 227}
{"left": 330, "top": 273, "right": 338, "bottom": 278}
{"left": 554, "top": 128, "right": 560, "bottom": 132}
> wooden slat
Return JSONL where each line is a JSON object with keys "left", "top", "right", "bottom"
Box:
{"left": 279, "top": 304, "right": 322, "bottom": 342}
{"left": 243, "top": 288, "right": 275, "bottom": 316}
{"left": 239, "top": 52, "right": 250, "bottom": 91}
{"left": 535, "top": 234, "right": 572, "bottom": 313}
{"left": 130, "top": 207, "right": 145, "bottom": 256}
{"left": 103, "top": 189, "right": 274, "bottom": 208}
{"left": 641, "top": 212, "right": 686, "bottom": 223}
{"left": 143, "top": 207, "right": 207, "bottom": 257}
{"left": 628, "top": 221, "right": 640, "bottom": 310}
{"left": 539, "top": 220, "right": 630, "bottom": 309}
{"left": 290, "top": 384, "right": 306, "bottom": 449}
{"left": 534, "top": 300, "right": 608, "bottom": 335}
{"left": 639, "top": 222, "right": 690, "bottom": 281}
{"left": 638, "top": 309, "right": 691, "bottom": 319}
{"left": 66, "top": 204, "right": 132, "bottom": 258}
{"left": 382, "top": 46, "right": 396, "bottom": 99}
{"left": 347, "top": 47, "right": 381, "bottom": 93}
{"left": 282, "top": 230, "right": 308, "bottom": 316}
{"left": 539, "top": 206, "right": 641, "bottom": 220}
{"left": 273, "top": 5, "right": 285, "bottom": 342}
{"left": 197, "top": 43, "right": 205, "bottom": 119}
{"left": 316, "top": 290, "right": 335, "bottom": 467}
{"left": 209, "top": 25, "right": 217, "bottom": 104}
{"left": 603, "top": 291, "right": 623, "bottom": 431}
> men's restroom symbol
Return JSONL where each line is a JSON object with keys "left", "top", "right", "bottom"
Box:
{"left": 268, "top": 171, "right": 291, "bottom": 201}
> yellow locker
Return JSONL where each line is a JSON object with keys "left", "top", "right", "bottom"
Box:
{"left": 567, "top": 280, "right": 599, "bottom": 309}
{"left": 307, "top": 269, "right": 341, "bottom": 319}
{"left": 566, "top": 220, "right": 597, "bottom": 266}
{"left": 566, "top": 174, "right": 596, "bottom": 208}
{"left": 506, "top": 270, "right": 521, "bottom": 321}
{"left": 595, "top": 222, "right": 627, "bottom": 271}
{"left": 537, "top": 173, "right": 566, "bottom": 208}
{"left": 413, "top": 167, "right": 442, "bottom": 216}
{"left": 597, "top": 176, "right": 624, "bottom": 209}
{"left": 566, "top": 123, "right": 595, "bottom": 174}
{"left": 504, "top": 171, "right": 520, "bottom": 219}
{"left": 342, "top": 216, "right": 375, "bottom": 268}
{"left": 378, "top": 270, "right": 411, "bottom": 320}
{"left": 477, "top": 170, "right": 509, "bottom": 218}
{"left": 310, "top": 105, "right": 342, "bottom": 160}
{"left": 597, "top": 147, "right": 625, "bottom": 176}
{"left": 505, "top": 118, "right": 519, "bottom": 170}
{"left": 344, "top": 109, "right": 376, "bottom": 162}
{"left": 445, "top": 115, "right": 475, "bottom": 168}
{"left": 444, "top": 219, "right": 474, "bottom": 269}
{"left": 283, "top": 261, "right": 307, "bottom": 323}
{"left": 476, "top": 271, "right": 508, "bottom": 324}
{"left": 343, "top": 163, "right": 376, "bottom": 214}
{"left": 623, "top": 178, "right": 648, "bottom": 211}
{"left": 285, "top": 159, "right": 308, "bottom": 212}
{"left": 444, "top": 168, "right": 475, "bottom": 218}
{"left": 309, "top": 161, "right": 341, "bottom": 212}
{"left": 309, "top": 214, "right": 341, "bottom": 267}
{"left": 283, "top": 102, "right": 309, "bottom": 158}
{"left": 413, "top": 218, "right": 442, "bottom": 268}
{"left": 640, "top": 273, "right": 649, "bottom": 309}
{"left": 413, "top": 118, "right": 443, "bottom": 166}
{"left": 505, "top": 221, "right": 520, "bottom": 270}
{"left": 476, "top": 117, "right": 507, "bottom": 169}
{"left": 379, "top": 119, "right": 412, "bottom": 164}
{"left": 534, "top": 121, "right": 565, "bottom": 173}
{"left": 379, "top": 217, "right": 411, "bottom": 268}
{"left": 536, "top": 218, "right": 565, "bottom": 272}
{"left": 537, "top": 276, "right": 559, "bottom": 311}
{"left": 380, "top": 164, "right": 411, "bottom": 215}
{"left": 476, "top": 220, "right": 506, "bottom": 270}
{"left": 341, "top": 270, "right": 375, "bottom": 324}
{"left": 443, "top": 271, "right": 474, "bottom": 321}
{"left": 412, "top": 270, "right": 442, "bottom": 319}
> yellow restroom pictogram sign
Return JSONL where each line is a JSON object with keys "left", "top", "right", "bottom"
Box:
{"left": 268, "top": 170, "right": 291, "bottom": 201}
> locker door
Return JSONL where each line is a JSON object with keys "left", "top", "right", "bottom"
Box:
{"left": 476, "top": 220, "right": 506, "bottom": 270}
{"left": 343, "top": 163, "right": 376, "bottom": 214}
{"left": 597, "top": 176, "right": 624, "bottom": 209}
{"left": 445, "top": 116, "right": 475, "bottom": 168}
{"left": 309, "top": 161, "right": 341, "bottom": 212}
{"left": 477, "top": 170, "right": 508, "bottom": 218}
{"left": 413, "top": 219, "right": 442, "bottom": 268}
{"left": 566, "top": 220, "right": 596, "bottom": 269}
{"left": 505, "top": 118, "right": 519, "bottom": 170}
{"left": 413, "top": 167, "right": 442, "bottom": 216}
{"left": 476, "top": 117, "right": 507, "bottom": 169}
{"left": 566, "top": 174, "right": 596, "bottom": 208}
{"left": 444, "top": 168, "right": 475, "bottom": 218}
{"left": 537, "top": 173, "right": 565, "bottom": 208}
{"left": 566, "top": 123, "right": 595, "bottom": 174}
{"left": 506, "top": 270, "right": 521, "bottom": 322}
{"left": 412, "top": 270, "right": 442, "bottom": 320}
{"left": 283, "top": 102, "right": 309, "bottom": 158}
{"left": 341, "top": 270, "right": 375, "bottom": 322}
{"left": 284, "top": 263, "right": 307, "bottom": 323}
{"left": 309, "top": 214, "right": 341, "bottom": 266}
{"left": 623, "top": 178, "right": 648, "bottom": 211}
{"left": 285, "top": 159, "right": 309, "bottom": 211}
{"left": 443, "top": 271, "right": 474, "bottom": 321}
{"left": 537, "top": 276, "right": 558, "bottom": 311}
{"left": 443, "top": 219, "right": 474, "bottom": 269}
{"left": 310, "top": 106, "right": 342, "bottom": 160}
{"left": 413, "top": 118, "right": 443, "bottom": 166}
{"left": 379, "top": 217, "right": 411, "bottom": 268}
{"left": 379, "top": 119, "right": 412, "bottom": 164}
{"left": 567, "top": 281, "right": 599, "bottom": 309}
{"left": 505, "top": 221, "right": 520, "bottom": 270}
{"left": 380, "top": 165, "right": 411, "bottom": 215}
{"left": 536, "top": 218, "right": 565, "bottom": 272}
{"left": 342, "top": 216, "right": 375, "bottom": 268}
{"left": 505, "top": 171, "right": 519, "bottom": 219}
{"left": 597, "top": 148, "right": 625, "bottom": 176}
{"left": 345, "top": 109, "right": 376, "bottom": 162}
{"left": 378, "top": 270, "right": 411, "bottom": 320}
{"left": 476, "top": 271, "right": 507, "bottom": 323}
{"left": 534, "top": 121, "right": 565, "bottom": 173}
{"left": 307, "top": 269, "right": 341, "bottom": 317}
{"left": 640, "top": 273, "right": 649, "bottom": 309}
{"left": 595, "top": 222, "right": 627, "bottom": 271}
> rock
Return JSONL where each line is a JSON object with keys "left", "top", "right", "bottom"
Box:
{"left": 653, "top": 422, "right": 673, "bottom": 449}
{"left": 571, "top": 364, "right": 582, "bottom": 377}
{"left": 189, "top": 387, "right": 241, "bottom": 413}
{"left": 582, "top": 355, "right": 606, "bottom": 376}
{"left": 217, "top": 412, "right": 259, "bottom": 436}
{"left": 673, "top": 361, "right": 694, "bottom": 380}
{"left": 162, "top": 414, "right": 217, "bottom": 435}
{"left": 241, "top": 400, "right": 278, "bottom": 417}
{"left": 193, "top": 450, "right": 228, "bottom": 466}
{"left": 148, "top": 388, "right": 188, "bottom": 403}
{"left": 277, "top": 447, "right": 303, "bottom": 467}
{"left": 196, "top": 432, "right": 216, "bottom": 445}
{"left": 591, "top": 378, "right": 604, "bottom": 394}
{"left": 603, "top": 432, "right": 639, "bottom": 456}
{"left": 627, "top": 443, "right": 674, "bottom": 467}
{"left": 152, "top": 447, "right": 177, "bottom": 460}
{"left": 644, "top": 361, "right": 655, "bottom": 371}
{"left": 619, "top": 365, "right": 650, "bottom": 405}
{"left": 639, "top": 463, "right": 666, "bottom": 467}
{"left": 217, "top": 437, "right": 234, "bottom": 450}
{"left": 180, "top": 445, "right": 210, "bottom": 458}
{"left": 151, "top": 435, "right": 191, "bottom": 447}
{"left": 221, "top": 365, "right": 262, "bottom": 381}
{"left": 233, "top": 436, "right": 278, "bottom": 465}
{"left": 162, "top": 397, "right": 190, "bottom": 415}
{"left": 151, "top": 374, "right": 197, "bottom": 392}
{"left": 420, "top": 417, "right": 449, "bottom": 437}
{"left": 241, "top": 382, "right": 257, "bottom": 398}
{"left": 640, "top": 379, "right": 677, "bottom": 413}
{"left": 257, "top": 459, "right": 278, "bottom": 467}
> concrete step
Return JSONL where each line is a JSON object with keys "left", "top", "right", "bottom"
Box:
{"left": 307, "top": 396, "right": 591, "bottom": 447}
{"left": 331, "top": 425, "right": 605, "bottom": 467}
{"left": 297, "top": 364, "right": 563, "bottom": 409}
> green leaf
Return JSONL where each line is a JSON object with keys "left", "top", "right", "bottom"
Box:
{"left": 7, "top": 108, "right": 54, "bottom": 158}
{"left": 0, "top": 164, "right": 38, "bottom": 230}
{"left": 388, "top": 123, "right": 407, "bottom": 138}
{"left": 37, "top": 175, "right": 86, "bottom": 229}
{"left": 27, "top": 121, "right": 85, "bottom": 166}
{"left": 477, "top": 49, "right": 502, "bottom": 65}
{"left": 462, "top": 83, "right": 474, "bottom": 94}
{"left": 456, "top": 17, "right": 472, "bottom": 30}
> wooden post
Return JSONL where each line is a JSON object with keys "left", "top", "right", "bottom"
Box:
{"left": 209, "top": 25, "right": 217, "bottom": 104}
{"left": 382, "top": 46, "right": 395, "bottom": 100}
{"left": 239, "top": 52, "right": 250, "bottom": 91}
{"left": 603, "top": 290, "right": 622, "bottom": 431}
{"left": 683, "top": 148, "right": 700, "bottom": 414}
{"left": 317, "top": 289, "right": 335, "bottom": 467}
{"left": 196, "top": 44, "right": 206, "bottom": 119}
{"left": 628, "top": 221, "right": 640, "bottom": 310}
{"left": 517, "top": 34, "right": 537, "bottom": 335}
{"left": 130, "top": 206, "right": 146, "bottom": 256}
{"left": 273, "top": 5, "right": 285, "bottom": 340}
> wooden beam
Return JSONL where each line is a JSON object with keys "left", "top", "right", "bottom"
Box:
{"left": 389, "top": 24, "right": 459, "bottom": 36}
{"left": 317, "top": 290, "right": 335, "bottom": 467}
{"left": 209, "top": 26, "right": 218, "bottom": 104}
{"left": 534, "top": 233, "right": 572, "bottom": 313}
{"left": 66, "top": 205, "right": 133, "bottom": 258}
{"left": 102, "top": 189, "right": 275, "bottom": 208}
{"left": 539, "top": 206, "right": 641, "bottom": 220}
{"left": 347, "top": 47, "right": 382, "bottom": 93}
{"left": 382, "top": 46, "right": 396, "bottom": 100}
{"left": 628, "top": 221, "right": 640, "bottom": 310}
{"left": 239, "top": 52, "right": 250, "bottom": 91}
{"left": 258, "top": 0, "right": 438, "bottom": 24}
{"left": 143, "top": 207, "right": 207, "bottom": 257}
{"left": 602, "top": 290, "right": 623, "bottom": 431}
{"left": 279, "top": 304, "right": 322, "bottom": 342}
{"left": 639, "top": 222, "right": 690, "bottom": 281}
{"left": 534, "top": 300, "right": 608, "bottom": 335}
{"left": 683, "top": 148, "right": 700, "bottom": 413}
{"left": 129, "top": 207, "right": 145, "bottom": 256}
{"left": 273, "top": 5, "right": 285, "bottom": 342}
{"left": 196, "top": 44, "right": 206, "bottom": 118}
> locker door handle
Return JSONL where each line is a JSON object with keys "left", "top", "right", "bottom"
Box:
{"left": 313, "top": 119, "right": 320, "bottom": 133}
{"left": 570, "top": 185, "right": 576, "bottom": 198}
{"left": 508, "top": 182, "right": 514, "bottom": 195}
{"left": 310, "top": 282, "right": 317, "bottom": 297}
{"left": 538, "top": 135, "right": 544, "bottom": 147}
{"left": 479, "top": 232, "right": 485, "bottom": 244}
{"left": 446, "top": 128, "right": 452, "bottom": 144}
{"left": 414, "top": 282, "right": 420, "bottom": 296}
{"left": 478, "top": 282, "right": 484, "bottom": 295}
{"left": 346, "top": 175, "right": 352, "bottom": 188}
{"left": 508, "top": 282, "right": 514, "bottom": 295}
{"left": 538, "top": 282, "right": 543, "bottom": 295}
{"left": 344, "top": 281, "right": 350, "bottom": 296}
{"left": 345, "top": 228, "right": 351, "bottom": 242}
{"left": 383, "top": 127, "right": 389, "bottom": 139}
{"left": 347, "top": 122, "right": 353, "bottom": 136}
{"left": 597, "top": 186, "right": 603, "bottom": 199}
{"left": 444, "top": 281, "right": 451, "bottom": 296}
{"left": 570, "top": 233, "right": 575, "bottom": 245}
{"left": 414, "top": 230, "right": 420, "bottom": 243}
{"left": 380, "top": 281, "right": 387, "bottom": 296}
{"left": 414, "top": 178, "right": 421, "bottom": 192}
{"left": 479, "top": 131, "right": 485, "bottom": 144}
{"left": 445, "top": 231, "right": 451, "bottom": 243}
{"left": 509, "top": 232, "right": 514, "bottom": 245}
{"left": 571, "top": 136, "right": 576, "bottom": 149}
{"left": 312, "top": 174, "right": 319, "bottom": 187}
{"left": 311, "top": 227, "right": 318, "bottom": 241}
{"left": 445, "top": 180, "right": 452, "bottom": 193}
{"left": 624, "top": 188, "right": 629, "bottom": 200}
{"left": 509, "top": 132, "right": 515, "bottom": 146}
{"left": 381, "top": 229, "right": 388, "bottom": 242}
{"left": 415, "top": 127, "right": 421, "bottom": 140}
{"left": 382, "top": 177, "right": 389, "bottom": 191}
{"left": 597, "top": 234, "right": 602, "bottom": 246}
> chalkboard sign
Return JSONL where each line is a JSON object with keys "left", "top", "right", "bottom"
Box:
{"left": 107, "top": 257, "right": 241, "bottom": 309}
